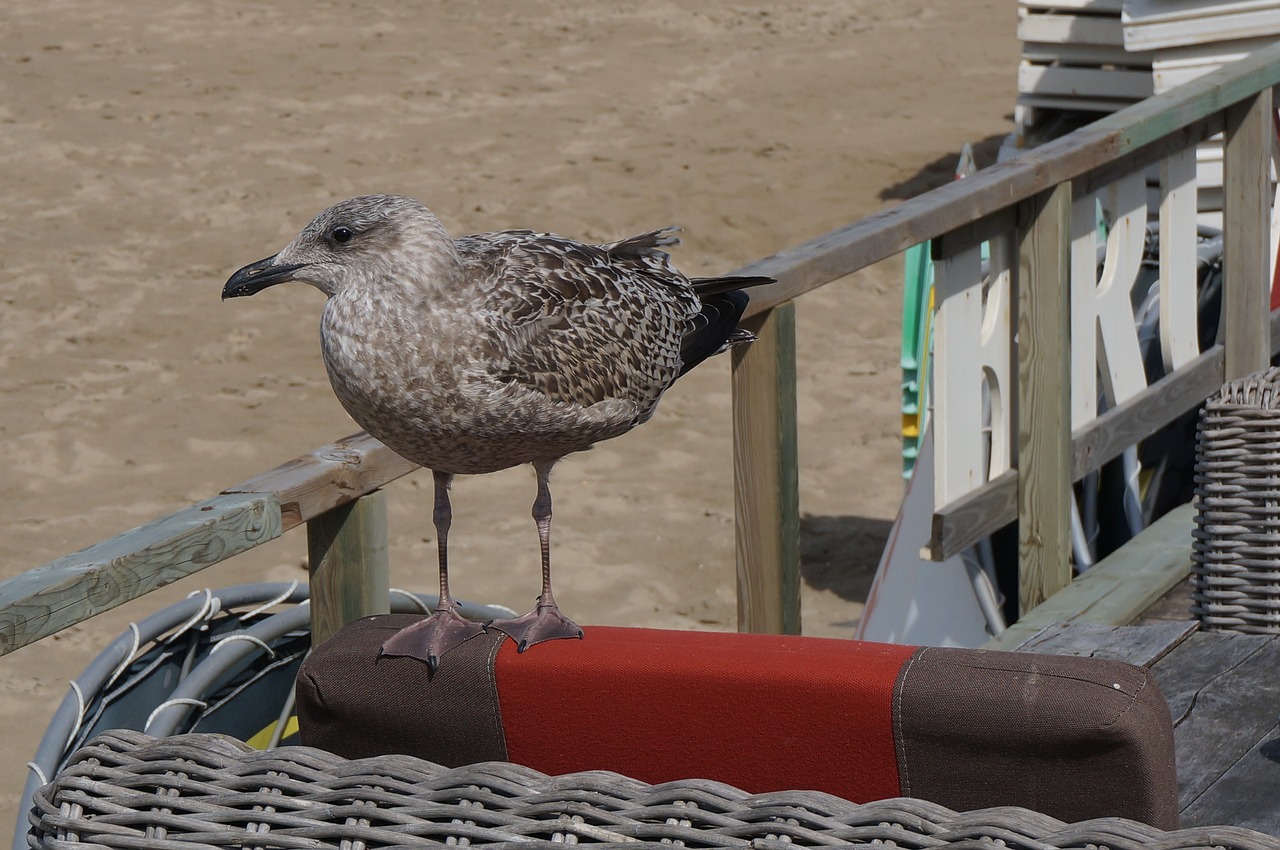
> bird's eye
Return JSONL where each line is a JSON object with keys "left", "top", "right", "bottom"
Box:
{"left": 330, "top": 226, "right": 355, "bottom": 244}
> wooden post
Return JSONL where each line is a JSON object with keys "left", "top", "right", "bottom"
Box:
{"left": 307, "top": 489, "right": 390, "bottom": 645}
{"left": 731, "top": 302, "right": 801, "bottom": 635}
{"left": 1016, "top": 183, "right": 1073, "bottom": 614}
{"left": 1222, "top": 87, "right": 1274, "bottom": 380}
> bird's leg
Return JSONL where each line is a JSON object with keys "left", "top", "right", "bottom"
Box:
{"left": 380, "top": 470, "right": 485, "bottom": 670}
{"left": 432, "top": 470, "right": 460, "bottom": 611}
{"left": 487, "top": 459, "right": 584, "bottom": 652}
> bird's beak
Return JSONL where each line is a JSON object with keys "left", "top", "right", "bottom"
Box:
{"left": 222, "top": 255, "right": 308, "bottom": 300}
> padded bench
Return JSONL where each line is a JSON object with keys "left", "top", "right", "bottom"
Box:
{"left": 297, "top": 615, "right": 1180, "bottom": 828}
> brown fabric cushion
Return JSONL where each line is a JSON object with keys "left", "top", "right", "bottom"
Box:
{"left": 297, "top": 617, "right": 1180, "bottom": 829}
{"left": 296, "top": 614, "right": 509, "bottom": 765}
{"left": 894, "top": 647, "right": 1180, "bottom": 829}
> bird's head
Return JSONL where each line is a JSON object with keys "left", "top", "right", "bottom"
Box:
{"left": 222, "top": 194, "right": 456, "bottom": 300}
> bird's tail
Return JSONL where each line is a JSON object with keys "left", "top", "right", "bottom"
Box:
{"left": 679, "top": 290, "right": 754, "bottom": 377}
{"left": 677, "top": 274, "right": 774, "bottom": 377}
{"left": 690, "top": 274, "right": 774, "bottom": 296}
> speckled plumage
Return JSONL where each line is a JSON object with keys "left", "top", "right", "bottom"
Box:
{"left": 224, "top": 194, "right": 770, "bottom": 667}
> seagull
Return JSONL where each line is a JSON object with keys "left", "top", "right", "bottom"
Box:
{"left": 223, "top": 195, "right": 771, "bottom": 669}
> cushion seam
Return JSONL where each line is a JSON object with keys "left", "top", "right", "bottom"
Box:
{"left": 486, "top": 633, "right": 511, "bottom": 760}
{"left": 1098, "top": 666, "right": 1149, "bottom": 731}
{"left": 893, "top": 646, "right": 927, "bottom": 797}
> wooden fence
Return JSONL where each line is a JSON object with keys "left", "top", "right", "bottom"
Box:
{"left": 729, "top": 42, "right": 1280, "bottom": 632}
{"left": 3, "top": 44, "right": 1280, "bottom": 657}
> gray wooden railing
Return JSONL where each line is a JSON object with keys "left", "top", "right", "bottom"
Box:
{"left": 2, "top": 44, "right": 1279, "bottom": 656}
{"left": 0, "top": 434, "right": 412, "bottom": 655}
{"left": 728, "top": 43, "right": 1280, "bottom": 631}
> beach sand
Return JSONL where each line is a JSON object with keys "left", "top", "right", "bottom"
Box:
{"left": 0, "top": 0, "right": 1017, "bottom": 832}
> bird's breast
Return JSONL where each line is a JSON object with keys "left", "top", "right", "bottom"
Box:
{"left": 318, "top": 301, "right": 642, "bottom": 474}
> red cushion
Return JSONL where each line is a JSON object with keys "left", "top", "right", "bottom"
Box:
{"left": 494, "top": 626, "right": 916, "bottom": 801}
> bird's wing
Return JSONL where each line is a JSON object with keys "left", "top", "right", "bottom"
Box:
{"left": 455, "top": 231, "right": 699, "bottom": 409}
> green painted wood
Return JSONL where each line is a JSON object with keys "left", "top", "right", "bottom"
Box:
{"left": 1072, "top": 116, "right": 1222, "bottom": 200}
{"left": 984, "top": 502, "right": 1195, "bottom": 652}
{"left": 307, "top": 490, "right": 390, "bottom": 645}
{"left": 0, "top": 493, "right": 282, "bottom": 656}
{"left": 1016, "top": 183, "right": 1073, "bottom": 614}
{"left": 731, "top": 303, "right": 801, "bottom": 635}
{"left": 1092, "top": 48, "right": 1280, "bottom": 156}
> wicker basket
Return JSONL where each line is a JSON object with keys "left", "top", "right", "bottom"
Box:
{"left": 25, "top": 730, "right": 1279, "bottom": 850}
{"left": 1192, "top": 367, "right": 1280, "bottom": 632}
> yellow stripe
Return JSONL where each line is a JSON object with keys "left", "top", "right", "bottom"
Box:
{"left": 246, "top": 715, "right": 300, "bottom": 749}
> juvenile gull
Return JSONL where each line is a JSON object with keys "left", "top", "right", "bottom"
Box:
{"left": 223, "top": 195, "right": 771, "bottom": 669}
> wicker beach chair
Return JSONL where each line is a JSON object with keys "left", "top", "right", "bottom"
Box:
{"left": 31, "top": 621, "right": 1280, "bottom": 848}
{"left": 29, "top": 727, "right": 1279, "bottom": 850}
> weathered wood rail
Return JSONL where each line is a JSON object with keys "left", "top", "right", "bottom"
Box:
{"left": 0, "top": 433, "right": 410, "bottom": 656}
{"left": 730, "top": 42, "right": 1280, "bottom": 629}
{"left": 2, "top": 44, "right": 1279, "bottom": 656}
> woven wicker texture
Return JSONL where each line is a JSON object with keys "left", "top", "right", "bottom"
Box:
{"left": 26, "top": 731, "right": 1279, "bottom": 850}
{"left": 1192, "top": 367, "right": 1280, "bottom": 633}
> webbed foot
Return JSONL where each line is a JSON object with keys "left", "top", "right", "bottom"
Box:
{"left": 486, "top": 599, "right": 584, "bottom": 652}
{"left": 380, "top": 607, "right": 486, "bottom": 672}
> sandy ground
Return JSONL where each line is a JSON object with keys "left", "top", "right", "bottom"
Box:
{"left": 0, "top": 0, "right": 1018, "bottom": 833}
